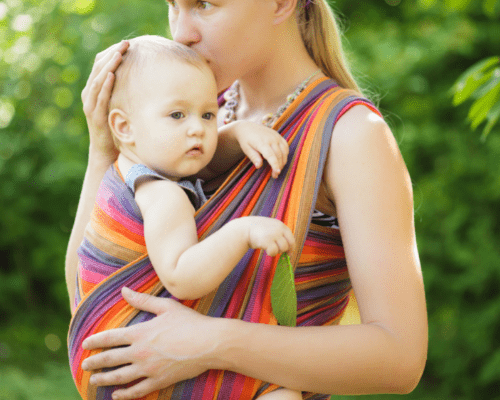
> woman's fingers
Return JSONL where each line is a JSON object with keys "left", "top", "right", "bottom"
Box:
{"left": 82, "top": 326, "right": 134, "bottom": 351}
{"left": 96, "top": 72, "right": 115, "bottom": 112}
{"left": 87, "top": 41, "right": 129, "bottom": 88}
{"left": 82, "top": 346, "right": 132, "bottom": 371}
{"left": 82, "top": 41, "right": 129, "bottom": 107}
{"left": 110, "top": 378, "right": 160, "bottom": 400}
{"left": 121, "top": 287, "right": 175, "bottom": 315}
{"left": 83, "top": 52, "right": 123, "bottom": 116}
{"left": 88, "top": 364, "right": 139, "bottom": 388}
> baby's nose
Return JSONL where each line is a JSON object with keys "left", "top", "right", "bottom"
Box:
{"left": 187, "top": 118, "right": 205, "bottom": 137}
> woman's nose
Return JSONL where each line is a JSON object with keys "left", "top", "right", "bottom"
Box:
{"left": 170, "top": 10, "right": 201, "bottom": 47}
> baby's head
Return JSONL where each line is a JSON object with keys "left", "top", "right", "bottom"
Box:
{"left": 108, "top": 35, "right": 219, "bottom": 180}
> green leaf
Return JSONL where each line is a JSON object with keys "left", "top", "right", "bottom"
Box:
{"left": 271, "top": 253, "right": 297, "bottom": 327}
{"left": 481, "top": 98, "right": 500, "bottom": 140}
{"left": 483, "top": 0, "right": 499, "bottom": 17}
{"left": 468, "top": 74, "right": 500, "bottom": 129}
{"left": 452, "top": 56, "right": 499, "bottom": 105}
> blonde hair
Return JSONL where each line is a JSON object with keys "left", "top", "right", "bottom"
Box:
{"left": 297, "top": 0, "right": 362, "bottom": 94}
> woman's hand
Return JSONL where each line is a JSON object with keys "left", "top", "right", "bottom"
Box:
{"left": 81, "top": 40, "right": 129, "bottom": 162}
{"left": 81, "top": 287, "right": 224, "bottom": 400}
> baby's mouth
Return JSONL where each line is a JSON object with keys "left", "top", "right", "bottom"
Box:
{"left": 187, "top": 144, "right": 203, "bottom": 156}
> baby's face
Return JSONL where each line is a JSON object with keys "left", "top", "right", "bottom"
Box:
{"left": 127, "top": 58, "right": 219, "bottom": 180}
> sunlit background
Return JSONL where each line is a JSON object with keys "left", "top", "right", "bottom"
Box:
{"left": 1, "top": 0, "right": 499, "bottom": 398}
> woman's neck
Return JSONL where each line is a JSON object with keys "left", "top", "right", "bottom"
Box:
{"left": 236, "top": 24, "right": 323, "bottom": 123}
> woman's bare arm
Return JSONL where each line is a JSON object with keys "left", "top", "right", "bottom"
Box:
{"left": 65, "top": 41, "right": 129, "bottom": 311}
{"left": 80, "top": 106, "right": 427, "bottom": 399}
{"left": 65, "top": 153, "right": 115, "bottom": 310}
{"left": 215, "top": 105, "right": 428, "bottom": 394}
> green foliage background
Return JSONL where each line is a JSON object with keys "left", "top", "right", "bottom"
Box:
{"left": 1, "top": 0, "right": 499, "bottom": 398}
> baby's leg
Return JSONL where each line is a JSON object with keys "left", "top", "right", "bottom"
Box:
{"left": 257, "top": 388, "right": 302, "bottom": 400}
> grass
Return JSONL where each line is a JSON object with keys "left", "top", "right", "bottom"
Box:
{"left": 0, "top": 363, "right": 80, "bottom": 400}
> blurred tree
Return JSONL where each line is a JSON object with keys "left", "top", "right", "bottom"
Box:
{"left": 0, "top": 0, "right": 169, "bottom": 372}
{"left": 0, "top": 0, "right": 499, "bottom": 398}
{"left": 449, "top": 0, "right": 500, "bottom": 139}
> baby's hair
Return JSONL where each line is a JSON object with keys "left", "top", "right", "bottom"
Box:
{"left": 108, "top": 35, "right": 209, "bottom": 147}
{"left": 109, "top": 35, "right": 208, "bottom": 112}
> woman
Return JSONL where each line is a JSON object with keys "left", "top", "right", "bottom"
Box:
{"left": 66, "top": 0, "right": 427, "bottom": 399}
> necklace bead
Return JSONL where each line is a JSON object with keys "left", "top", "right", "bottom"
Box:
{"left": 223, "top": 70, "right": 321, "bottom": 127}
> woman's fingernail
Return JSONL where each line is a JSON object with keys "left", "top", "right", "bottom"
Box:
{"left": 89, "top": 376, "right": 96, "bottom": 384}
{"left": 122, "top": 287, "right": 136, "bottom": 299}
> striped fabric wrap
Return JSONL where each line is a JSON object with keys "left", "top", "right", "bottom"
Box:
{"left": 68, "top": 78, "right": 380, "bottom": 400}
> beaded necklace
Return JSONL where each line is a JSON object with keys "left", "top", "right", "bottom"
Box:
{"left": 223, "top": 69, "right": 321, "bottom": 127}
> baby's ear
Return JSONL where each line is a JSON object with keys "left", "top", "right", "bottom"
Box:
{"left": 109, "top": 109, "right": 134, "bottom": 145}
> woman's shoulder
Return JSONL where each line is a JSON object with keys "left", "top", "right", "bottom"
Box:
{"left": 324, "top": 102, "right": 410, "bottom": 201}
{"left": 331, "top": 104, "right": 393, "bottom": 152}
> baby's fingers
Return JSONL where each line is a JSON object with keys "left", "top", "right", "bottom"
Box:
{"left": 258, "top": 145, "right": 282, "bottom": 178}
{"left": 265, "top": 242, "right": 280, "bottom": 257}
{"left": 279, "top": 138, "right": 289, "bottom": 166}
{"left": 243, "top": 145, "right": 263, "bottom": 169}
{"left": 275, "top": 236, "right": 292, "bottom": 254}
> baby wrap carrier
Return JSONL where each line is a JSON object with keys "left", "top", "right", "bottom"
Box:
{"left": 69, "top": 78, "right": 380, "bottom": 400}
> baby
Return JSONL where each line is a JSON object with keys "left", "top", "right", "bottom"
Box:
{"left": 77, "top": 35, "right": 301, "bottom": 400}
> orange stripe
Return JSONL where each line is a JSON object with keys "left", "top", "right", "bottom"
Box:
{"left": 92, "top": 207, "right": 146, "bottom": 248}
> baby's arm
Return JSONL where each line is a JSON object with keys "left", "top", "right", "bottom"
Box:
{"left": 135, "top": 179, "right": 294, "bottom": 300}
{"left": 199, "top": 121, "right": 289, "bottom": 180}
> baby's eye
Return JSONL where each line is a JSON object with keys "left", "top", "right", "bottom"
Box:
{"left": 170, "top": 111, "right": 184, "bottom": 119}
{"left": 202, "top": 112, "right": 215, "bottom": 120}
{"left": 199, "top": 1, "right": 213, "bottom": 10}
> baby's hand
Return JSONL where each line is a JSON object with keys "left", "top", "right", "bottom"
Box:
{"left": 245, "top": 217, "right": 295, "bottom": 257}
{"left": 230, "top": 121, "right": 289, "bottom": 179}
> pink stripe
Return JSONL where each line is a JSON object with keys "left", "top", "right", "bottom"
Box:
{"left": 78, "top": 255, "right": 118, "bottom": 277}
{"left": 96, "top": 191, "right": 144, "bottom": 236}
{"left": 335, "top": 100, "right": 381, "bottom": 123}
{"left": 81, "top": 268, "right": 108, "bottom": 285}
{"left": 229, "top": 374, "right": 247, "bottom": 400}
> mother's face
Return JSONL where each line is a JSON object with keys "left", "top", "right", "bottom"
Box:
{"left": 168, "top": 0, "right": 277, "bottom": 90}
